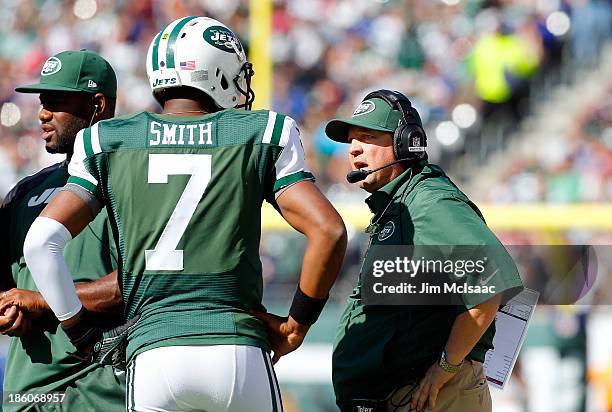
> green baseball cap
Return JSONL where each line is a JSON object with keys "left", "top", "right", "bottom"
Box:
{"left": 325, "top": 97, "right": 423, "bottom": 143}
{"left": 15, "top": 49, "right": 117, "bottom": 98}
{"left": 326, "top": 97, "right": 402, "bottom": 143}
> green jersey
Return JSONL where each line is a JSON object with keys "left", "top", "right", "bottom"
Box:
{"left": 66, "top": 109, "right": 314, "bottom": 361}
{"left": 0, "top": 161, "right": 124, "bottom": 412}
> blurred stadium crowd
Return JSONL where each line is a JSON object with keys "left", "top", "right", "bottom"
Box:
{"left": 0, "top": 0, "right": 610, "bottom": 203}
{"left": 1, "top": 0, "right": 611, "bottom": 411}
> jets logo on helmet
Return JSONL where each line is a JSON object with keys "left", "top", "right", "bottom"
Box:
{"left": 146, "top": 16, "right": 255, "bottom": 110}
{"left": 203, "top": 26, "right": 244, "bottom": 55}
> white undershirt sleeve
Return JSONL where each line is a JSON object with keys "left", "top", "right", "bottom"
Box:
{"left": 23, "top": 216, "right": 83, "bottom": 321}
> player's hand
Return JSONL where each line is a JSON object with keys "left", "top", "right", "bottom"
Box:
{"left": 253, "top": 310, "right": 310, "bottom": 364}
{"left": 0, "top": 305, "right": 33, "bottom": 337}
{"left": 0, "top": 288, "right": 49, "bottom": 318}
{"left": 410, "top": 362, "right": 457, "bottom": 411}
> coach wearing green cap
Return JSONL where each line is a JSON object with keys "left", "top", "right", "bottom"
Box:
{"left": 0, "top": 49, "right": 125, "bottom": 411}
{"left": 327, "top": 90, "right": 523, "bottom": 412}
{"left": 15, "top": 49, "right": 117, "bottom": 97}
{"left": 14, "top": 49, "right": 117, "bottom": 154}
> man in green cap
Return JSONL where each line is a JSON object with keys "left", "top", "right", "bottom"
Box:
{"left": 326, "top": 89, "right": 523, "bottom": 412}
{"left": 0, "top": 49, "right": 125, "bottom": 411}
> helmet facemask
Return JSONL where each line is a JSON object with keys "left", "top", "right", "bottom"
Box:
{"left": 234, "top": 62, "right": 255, "bottom": 111}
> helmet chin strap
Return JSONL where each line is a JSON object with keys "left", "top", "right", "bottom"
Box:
{"left": 234, "top": 62, "right": 255, "bottom": 111}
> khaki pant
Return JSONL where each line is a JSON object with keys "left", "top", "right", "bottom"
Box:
{"left": 385, "top": 360, "right": 492, "bottom": 412}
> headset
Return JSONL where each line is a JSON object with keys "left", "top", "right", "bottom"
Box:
{"left": 362, "top": 89, "right": 427, "bottom": 161}
{"left": 346, "top": 90, "right": 428, "bottom": 184}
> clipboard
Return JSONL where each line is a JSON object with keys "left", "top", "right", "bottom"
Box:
{"left": 483, "top": 288, "right": 539, "bottom": 389}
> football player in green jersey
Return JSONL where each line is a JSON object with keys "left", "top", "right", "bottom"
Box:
{"left": 0, "top": 50, "right": 125, "bottom": 411}
{"left": 23, "top": 17, "right": 347, "bottom": 412}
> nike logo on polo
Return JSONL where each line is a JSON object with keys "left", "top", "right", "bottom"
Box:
{"left": 27, "top": 187, "right": 62, "bottom": 207}
{"left": 479, "top": 269, "right": 499, "bottom": 285}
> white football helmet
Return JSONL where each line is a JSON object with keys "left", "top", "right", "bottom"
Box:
{"left": 146, "top": 16, "right": 254, "bottom": 109}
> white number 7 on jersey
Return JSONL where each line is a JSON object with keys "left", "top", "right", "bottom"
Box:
{"left": 145, "top": 154, "right": 212, "bottom": 271}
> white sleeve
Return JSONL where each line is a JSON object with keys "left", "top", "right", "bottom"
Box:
{"left": 67, "top": 128, "right": 100, "bottom": 196}
{"left": 23, "top": 217, "right": 83, "bottom": 321}
{"left": 272, "top": 116, "right": 314, "bottom": 196}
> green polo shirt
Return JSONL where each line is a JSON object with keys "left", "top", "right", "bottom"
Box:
{"left": 332, "top": 162, "right": 523, "bottom": 410}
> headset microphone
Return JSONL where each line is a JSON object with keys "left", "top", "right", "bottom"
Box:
{"left": 346, "top": 169, "right": 370, "bottom": 184}
{"left": 346, "top": 158, "right": 409, "bottom": 183}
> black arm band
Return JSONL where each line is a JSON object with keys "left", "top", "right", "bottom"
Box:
{"left": 61, "top": 309, "right": 101, "bottom": 352}
{"left": 288, "top": 285, "right": 328, "bottom": 325}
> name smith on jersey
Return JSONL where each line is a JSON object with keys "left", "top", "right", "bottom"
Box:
{"left": 149, "top": 120, "right": 214, "bottom": 146}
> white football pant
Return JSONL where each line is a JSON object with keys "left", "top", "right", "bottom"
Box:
{"left": 126, "top": 345, "right": 283, "bottom": 412}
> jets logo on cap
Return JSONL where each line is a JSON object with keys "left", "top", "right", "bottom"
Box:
{"left": 353, "top": 100, "right": 375, "bottom": 116}
{"left": 41, "top": 57, "right": 62, "bottom": 76}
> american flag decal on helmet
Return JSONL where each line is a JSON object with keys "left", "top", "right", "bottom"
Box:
{"left": 180, "top": 61, "right": 196, "bottom": 70}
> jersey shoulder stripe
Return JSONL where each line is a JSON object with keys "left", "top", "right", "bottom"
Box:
{"left": 278, "top": 115, "right": 295, "bottom": 147}
{"left": 269, "top": 113, "right": 286, "bottom": 146}
{"left": 67, "top": 129, "right": 100, "bottom": 197}
{"left": 82, "top": 127, "right": 94, "bottom": 157}
{"left": 80, "top": 123, "right": 108, "bottom": 156}
{"left": 261, "top": 111, "right": 287, "bottom": 145}
{"left": 261, "top": 110, "right": 295, "bottom": 147}
{"left": 261, "top": 111, "right": 277, "bottom": 144}
{"left": 1, "top": 161, "right": 65, "bottom": 207}
{"left": 91, "top": 123, "right": 102, "bottom": 154}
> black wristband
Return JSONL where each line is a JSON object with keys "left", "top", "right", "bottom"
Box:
{"left": 288, "top": 285, "right": 328, "bottom": 325}
{"left": 61, "top": 309, "right": 101, "bottom": 353}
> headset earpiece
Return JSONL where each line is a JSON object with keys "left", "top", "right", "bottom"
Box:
{"left": 88, "top": 102, "right": 100, "bottom": 127}
{"left": 362, "top": 89, "right": 427, "bottom": 161}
